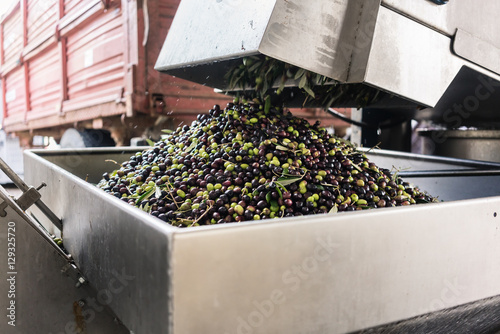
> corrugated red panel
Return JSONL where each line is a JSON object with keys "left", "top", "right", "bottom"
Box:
{"left": 3, "top": 67, "right": 26, "bottom": 124}
{"left": 27, "top": 45, "right": 60, "bottom": 117}
{"left": 65, "top": 6, "right": 124, "bottom": 105}
{"left": 63, "top": 0, "right": 85, "bottom": 17}
{"left": 26, "top": 0, "right": 58, "bottom": 45}
{"left": 145, "top": 0, "right": 227, "bottom": 114}
{"left": 2, "top": 6, "right": 23, "bottom": 66}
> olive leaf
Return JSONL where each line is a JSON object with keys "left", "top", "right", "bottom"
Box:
{"left": 146, "top": 138, "right": 156, "bottom": 147}
{"left": 137, "top": 187, "right": 155, "bottom": 203}
{"left": 276, "top": 176, "right": 302, "bottom": 187}
{"left": 303, "top": 83, "right": 316, "bottom": 98}
{"left": 264, "top": 95, "right": 272, "bottom": 114}
{"left": 298, "top": 75, "right": 307, "bottom": 89}
{"left": 266, "top": 192, "right": 272, "bottom": 204}
{"left": 275, "top": 185, "right": 283, "bottom": 199}
{"left": 294, "top": 68, "right": 306, "bottom": 80}
{"left": 185, "top": 140, "right": 197, "bottom": 153}
{"left": 275, "top": 145, "right": 290, "bottom": 151}
{"left": 329, "top": 204, "right": 338, "bottom": 214}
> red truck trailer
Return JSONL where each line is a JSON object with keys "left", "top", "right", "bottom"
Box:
{"left": 0, "top": 0, "right": 349, "bottom": 147}
{"left": 0, "top": 0, "right": 232, "bottom": 146}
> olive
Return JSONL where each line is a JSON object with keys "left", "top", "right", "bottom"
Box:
{"left": 97, "top": 100, "right": 437, "bottom": 227}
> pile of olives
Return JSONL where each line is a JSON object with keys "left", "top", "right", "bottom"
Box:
{"left": 97, "top": 101, "right": 437, "bottom": 227}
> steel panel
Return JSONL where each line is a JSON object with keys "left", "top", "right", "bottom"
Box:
{"left": 26, "top": 0, "right": 58, "bottom": 45}
{"left": 171, "top": 198, "right": 500, "bottom": 333}
{"left": 364, "top": 6, "right": 500, "bottom": 108}
{"left": 28, "top": 44, "right": 60, "bottom": 116}
{"left": 381, "top": 0, "right": 500, "bottom": 49}
{"left": 24, "top": 148, "right": 500, "bottom": 333}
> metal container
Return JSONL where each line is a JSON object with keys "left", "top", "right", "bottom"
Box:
{"left": 23, "top": 147, "right": 500, "bottom": 333}
{"left": 418, "top": 129, "right": 500, "bottom": 163}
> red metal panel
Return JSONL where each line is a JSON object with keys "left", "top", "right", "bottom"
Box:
{"left": 0, "top": 22, "right": 4, "bottom": 65}
{"left": 2, "top": 6, "right": 23, "bottom": 67}
{"left": 26, "top": 0, "right": 58, "bottom": 45}
{"left": 22, "top": 0, "right": 27, "bottom": 46}
{"left": 2, "top": 77, "right": 6, "bottom": 121}
{"left": 3, "top": 67, "right": 27, "bottom": 126}
{"left": 59, "top": 37, "right": 68, "bottom": 102}
{"left": 65, "top": 6, "right": 125, "bottom": 107}
{"left": 28, "top": 45, "right": 60, "bottom": 117}
{"left": 143, "top": 0, "right": 227, "bottom": 116}
{"left": 63, "top": 0, "right": 85, "bottom": 17}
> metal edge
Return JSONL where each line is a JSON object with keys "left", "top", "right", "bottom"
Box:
{"left": 358, "top": 147, "right": 500, "bottom": 169}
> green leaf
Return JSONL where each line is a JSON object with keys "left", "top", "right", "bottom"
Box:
{"left": 275, "top": 186, "right": 283, "bottom": 199}
{"left": 137, "top": 188, "right": 155, "bottom": 203}
{"left": 276, "top": 176, "right": 302, "bottom": 187}
{"left": 275, "top": 182, "right": 288, "bottom": 194}
{"left": 248, "top": 61, "right": 262, "bottom": 72}
{"left": 415, "top": 198, "right": 430, "bottom": 204}
{"left": 329, "top": 204, "right": 338, "bottom": 214}
{"left": 161, "top": 129, "right": 173, "bottom": 134}
{"left": 264, "top": 95, "right": 271, "bottom": 114}
{"left": 185, "top": 140, "right": 197, "bottom": 153}
{"left": 266, "top": 192, "right": 272, "bottom": 204}
{"left": 303, "top": 84, "right": 316, "bottom": 98}
{"left": 321, "top": 183, "right": 340, "bottom": 188}
{"left": 298, "top": 75, "right": 307, "bottom": 89}
{"left": 275, "top": 145, "right": 289, "bottom": 151}
{"left": 352, "top": 163, "right": 363, "bottom": 172}
{"left": 146, "top": 138, "right": 156, "bottom": 147}
{"left": 294, "top": 68, "right": 306, "bottom": 80}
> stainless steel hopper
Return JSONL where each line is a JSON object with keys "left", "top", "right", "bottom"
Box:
{"left": 155, "top": 0, "right": 500, "bottom": 120}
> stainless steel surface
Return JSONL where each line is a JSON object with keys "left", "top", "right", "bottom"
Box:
{"left": 360, "top": 148, "right": 500, "bottom": 201}
{"left": 0, "top": 156, "right": 62, "bottom": 230}
{"left": 418, "top": 130, "right": 500, "bottom": 163}
{"left": 155, "top": 0, "right": 500, "bottom": 113}
{"left": 0, "top": 185, "right": 129, "bottom": 334}
{"left": 453, "top": 29, "right": 500, "bottom": 76}
{"left": 24, "top": 147, "right": 500, "bottom": 333}
{"left": 0, "top": 185, "right": 72, "bottom": 264}
{"left": 381, "top": 0, "right": 500, "bottom": 51}
{"left": 25, "top": 148, "right": 174, "bottom": 334}
{"left": 171, "top": 197, "right": 500, "bottom": 333}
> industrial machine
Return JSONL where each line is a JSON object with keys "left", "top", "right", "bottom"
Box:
{"left": 2, "top": 0, "right": 500, "bottom": 333}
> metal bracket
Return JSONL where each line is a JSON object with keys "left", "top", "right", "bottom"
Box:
{"left": 0, "top": 157, "right": 87, "bottom": 287}
{"left": 0, "top": 184, "right": 87, "bottom": 288}
{"left": 0, "top": 157, "right": 62, "bottom": 229}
